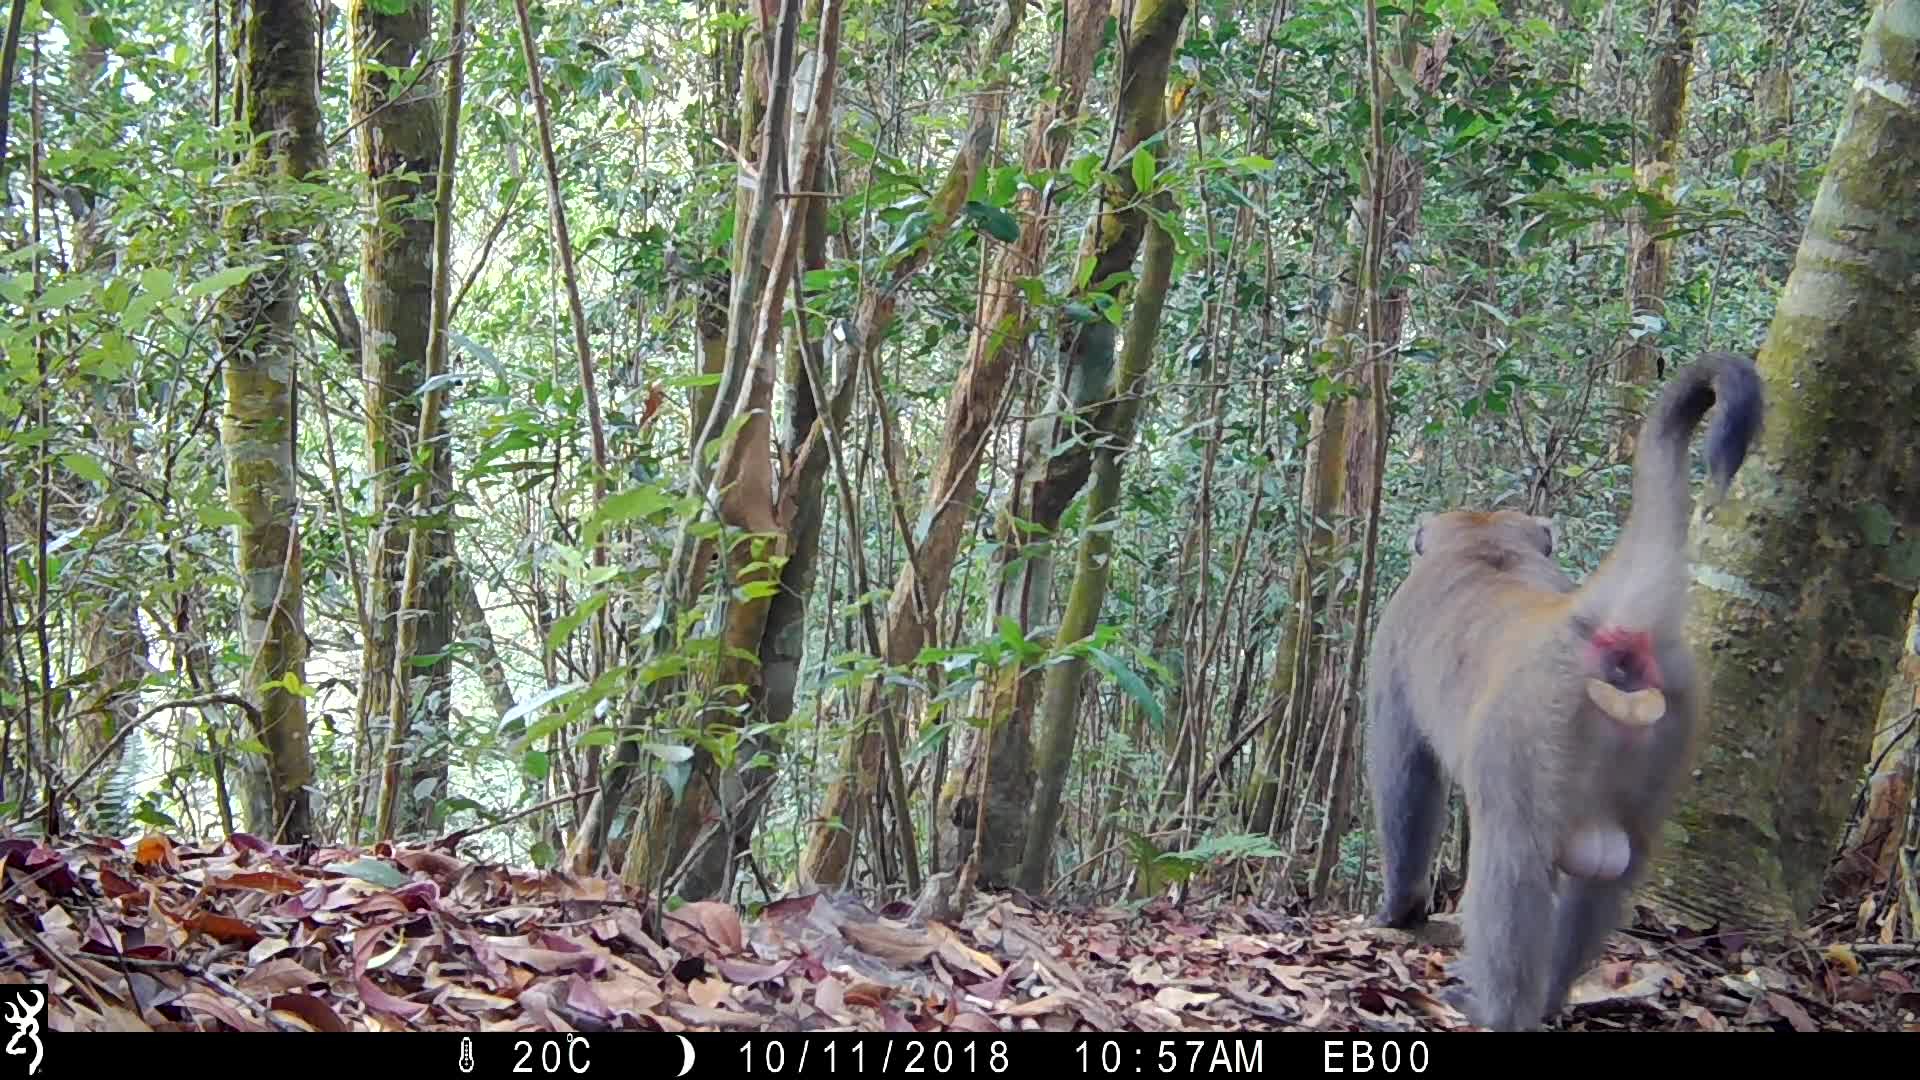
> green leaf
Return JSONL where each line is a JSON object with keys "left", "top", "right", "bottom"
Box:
{"left": 522, "top": 750, "right": 551, "bottom": 780}
{"left": 643, "top": 742, "right": 694, "bottom": 765}
{"left": 962, "top": 200, "right": 1020, "bottom": 244}
{"left": 1131, "top": 148, "right": 1157, "bottom": 195}
{"left": 186, "top": 263, "right": 266, "bottom": 300}
{"left": 262, "top": 671, "right": 314, "bottom": 698}
{"left": 333, "top": 858, "right": 409, "bottom": 890}
{"left": 196, "top": 504, "right": 248, "bottom": 530}
{"left": 1088, "top": 646, "right": 1164, "bottom": 731}
{"left": 38, "top": 279, "right": 91, "bottom": 309}
{"left": 497, "top": 680, "right": 583, "bottom": 735}
{"left": 369, "top": 0, "right": 413, "bottom": 13}
{"left": 545, "top": 592, "right": 610, "bottom": 659}
{"left": 419, "top": 371, "right": 467, "bottom": 396}
{"left": 583, "top": 484, "right": 677, "bottom": 549}
{"left": 989, "top": 165, "right": 1019, "bottom": 206}
{"left": 134, "top": 805, "right": 179, "bottom": 829}
{"left": 1069, "top": 152, "right": 1101, "bottom": 189}
{"left": 61, "top": 452, "right": 108, "bottom": 485}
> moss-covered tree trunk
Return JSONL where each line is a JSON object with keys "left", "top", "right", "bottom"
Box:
{"left": 1756, "top": 0, "right": 1799, "bottom": 216}
{"left": 1618, "top": 0, "right": 1699, "bottom": 415}
{"left": 1825, "top": 592, "right": 1918, "bottom": 907}
{"left": 1651, "top": 0, "right": 1920, "bottom": 929}
{"left": 348, "top": 0, "right": 454, "bottom": 839}
{"left": 1021, "top": 195, "right": 1178, "bottom": 891}
{"left": 943, "top": 0, "right": 1189, "bottom": 888}
{"left": 799, "top": 0, "right": 1108, "bottom": 891}
{"left": 217, "top": 0, "right": 323, "bottom": 842}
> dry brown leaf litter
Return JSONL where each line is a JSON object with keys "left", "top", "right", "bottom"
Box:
{"left": 0, "top": 833, "right": 1911, "bottom": 1033}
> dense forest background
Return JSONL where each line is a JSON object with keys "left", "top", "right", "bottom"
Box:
{"left": 1, "top": 0, "right": 1916, "bottom": 966}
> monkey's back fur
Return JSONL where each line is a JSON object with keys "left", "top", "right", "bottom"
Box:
{"left": 1364, "top": 351, "right": 1764, "bottom": 1031}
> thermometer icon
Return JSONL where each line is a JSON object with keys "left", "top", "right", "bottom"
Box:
{"left": 459, "top": 1036, "right": 475, "bottom": 1074}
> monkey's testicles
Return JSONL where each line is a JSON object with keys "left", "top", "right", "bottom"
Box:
{"left": 1558, "top": 822, "right": 1632, "bottom": 880}
{"left": 1585, "top": 679, "right": 1666, "bottom": 727}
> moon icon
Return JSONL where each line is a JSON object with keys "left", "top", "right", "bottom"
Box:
{"left": 676, "top": 1034, "right": 696, "bottom": 1077}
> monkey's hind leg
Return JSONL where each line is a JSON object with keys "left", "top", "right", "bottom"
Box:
{"left": 1457, "top": 747, "right": 1560, "bottom": 1031}
{"left": 1543, "top": 858, "right": 1640, "bottom": 1021}
{"left": 1365, "top": 675, "right": 1448, "bottom": 929}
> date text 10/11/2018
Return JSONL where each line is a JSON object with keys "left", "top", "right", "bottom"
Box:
{"left": 730, "top": 1037, "right": 1429, "bottom": 1076}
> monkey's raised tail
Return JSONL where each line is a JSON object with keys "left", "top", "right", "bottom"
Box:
{"left": 1575, "top": 350, "right": 1765, "bottom": 627}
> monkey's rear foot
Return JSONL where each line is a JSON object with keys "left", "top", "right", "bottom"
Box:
{"left": 1374, "top": 897, "right": 1429, "bottom": 929}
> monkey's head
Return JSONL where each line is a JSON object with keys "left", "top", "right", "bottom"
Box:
{"left": 1410, "top": 510, "right": 1557, "bottom": 561}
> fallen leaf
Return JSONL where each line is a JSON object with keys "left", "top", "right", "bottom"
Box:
{"left": 211, "top": 870, "right": 307, "bottom": 894}
{"left": 930, "top": 922, "right": 1002, "bottom": 978}
{"left": 840, "top": 921, "right": 935, "bottom": 966}
{"left": 333, "top": 857, "right": 410, "bottom": 890}
{"left": 1822, "top": 943, "right": 1861, "bottom": 976}
{"left": 238, "top": 958, "right": 321, "bottom": 995}
{"left": 1679, "top": 1004, "right": 1724, "bottom": 1031}
{"left": 1154, "top": 986, "right": 1221, "bottom": 1011}
{"left": 175, "top": 991, "right": 265, "bottom": 1032}
{"left": 1765, "top": 992, "right": 1818, "bottom": 1032}
{"left": 269, "top": 993, "right": 349, "bottom": 1033}
{"left": 716, "top": 957, "right": 792, "bottom": 985}
{"left": 134, "top": 834, "right": 176, "bottom": 869}
{"left": 187, "top": 912, "right": 262, "bottom": 947}
{"left": 491, "top": 942, "right": 604, "bottom": 976}
{"left": 948, "top": 1010, "right": 1003, "bottom": 1033}
{"left": 663, "top": 901, "right": 745, "bottom": 960}
{"left": 814, "top": 974, "right": 849, "bottom": 1020}
{"left": 395, "top": 849, "right": 469, "bottom": 879}
{"left": 357, "top": 975, "right": 428, "bottom": 1021}
{"left": 999, "top": 993, "right": 1071, "bottom": 1018}
{"left": 596, "top": 972, "right": 666, "bottom": 1020}
{"left": 100, "top": 866, "right": 139, "bottom": 899}
{"left": 688, "top": 976, "right": 733, "bottom": 1009}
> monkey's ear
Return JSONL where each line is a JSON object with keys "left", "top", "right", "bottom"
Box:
{"left": 1531, "top": 515, "right": 1559, "bottom": 557}
{"left": 1411, "top": 513, "right": 1435, "bottom": 556}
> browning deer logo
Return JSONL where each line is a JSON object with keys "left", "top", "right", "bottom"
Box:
{"left": 1, "top": 988, "right": 42, "bottom": 1077}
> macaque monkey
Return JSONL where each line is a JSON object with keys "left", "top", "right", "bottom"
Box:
{"left": 1364, "top": 351, "right": 1764, "bottom": 1031}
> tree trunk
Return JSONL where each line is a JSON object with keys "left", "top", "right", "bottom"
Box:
{"left": 1825, "top": 593, "right": 1918, "bottom": 902}
{"left": 797, "top": 0, "right": 1083, "bottom": 890}
{"left": 622, "top": 0, "right": 835, "bottom": 899}
{"left": 1618, "top": 0, "right": 1700, "bottom": 412}
{"left": 1312, "top": 29, "right": 1450, "bottom": 900}
{"left": 1650, "top": 0, "right": 1920, "bottom": 929}
{"left": 217, "top": 0, "right": 323, "bottom": 842}
{"left": 1021, "top": 188, "right": 1179, "bottom": 890}
{"left": 1756, "top": 0, "right": 1799, "bottom": 216}
{"left": 1247, "top": 273, "right": 1363, "bottom": 838}
{"left": 943, "top": 0, "right": 1190, "bottom": 888}
{"left": 349, "top": 0, "right": 454, "bottom": 840}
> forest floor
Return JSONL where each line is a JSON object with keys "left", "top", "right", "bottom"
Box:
{"left": 5, "top": 832, "right": 1915, "bottom": 1033}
